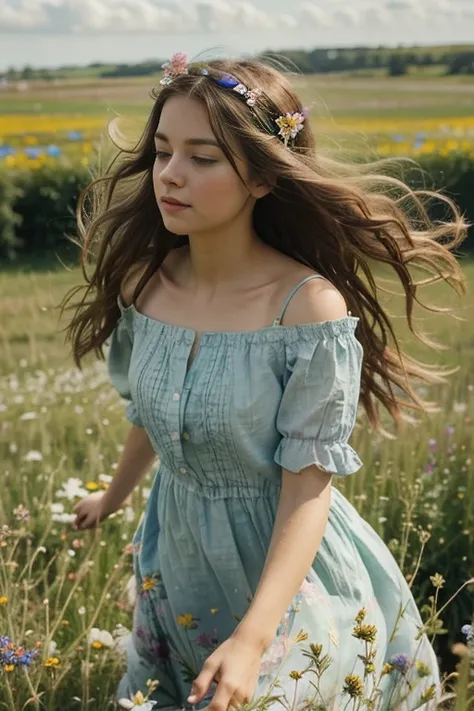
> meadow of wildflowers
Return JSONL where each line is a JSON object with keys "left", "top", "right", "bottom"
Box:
{"left": 0, "top": 261, "right": 473, "bottom": 710}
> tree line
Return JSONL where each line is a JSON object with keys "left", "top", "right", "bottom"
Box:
{"left": 2, "top": 45, "right": 474, "bottom": 82}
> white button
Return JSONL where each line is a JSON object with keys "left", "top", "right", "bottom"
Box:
{"left": 172, "top": 393, "right": 180, "bottom": 401}
{"left": 182, "top": 432, "right": 190, "bottom": 440}
{"left": 179, "top": 467, "right": 187, "bottom": 474}
{"left": 170, "top": 432, "right": 180, "bottom": 441}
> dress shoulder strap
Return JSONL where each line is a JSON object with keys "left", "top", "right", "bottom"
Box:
{"left": 272, "top": 274, "right": 329, "bottom": 327}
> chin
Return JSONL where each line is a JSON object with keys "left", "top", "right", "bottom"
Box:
{"left": 162, "top": 222, "right": 190, "bottom": 236}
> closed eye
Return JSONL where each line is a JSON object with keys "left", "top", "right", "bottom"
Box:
{"left": 155, "top": 151, "right": 216, "bottom": 166}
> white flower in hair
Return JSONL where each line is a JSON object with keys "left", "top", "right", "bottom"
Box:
{"left": 275, "top": 108, "right": 308, "bottom": 146}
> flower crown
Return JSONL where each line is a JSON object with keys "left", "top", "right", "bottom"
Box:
{"left": 160, "top": 52, "right": 308, "bottom": 148}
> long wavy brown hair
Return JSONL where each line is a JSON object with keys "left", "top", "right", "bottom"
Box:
{"left": 60, "top": 56, "right": 469, "bottom": 435}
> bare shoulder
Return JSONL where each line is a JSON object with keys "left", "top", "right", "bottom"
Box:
{"left": 281, "top": 272, "right": 349, "bottom": 327}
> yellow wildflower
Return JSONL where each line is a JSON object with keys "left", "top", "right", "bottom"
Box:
{"left": 91, "top": 641, "right": 103, "bottom": 649}
{"left": 44, "top": 657, "right": 60, "bottom": 668}
{"left": 430, "top": 573, "right": 445, "bottom": 589}
{"left": 352, "top": 624, "right": 377, "bottom": 643}
{"left": 142, "top": 577, "right": 157, "bottom": 592}
{"left": 310, "top": 643, "right": 322, "bottom": 658}
{"left": 355, "top": 607, "right": 367, "bottom": 624}
{"left": 415, "top": 660, "right": 431, "bottom": 678}
{"left": 85, "top": 482, "right": 99, "bottom": 491}
{"left": 343, "top": 674, "right": 364, "bottom": 698}
{"left": 0, "top": 597, "right": 8, "bottom": 605}
{"left": 177, "top": 613, "right": 194, "bottom": 629}
{"left": 381, "top": 663, "right": 393, "bottom": 676}
{"left": 4, "top": 664, "right": 15, "bottom": 672}
{"left": 419, "top": 684, "right": 437, "bottom": 702}
{"left": 289, "top": 670, "right": 303, "bottom": 680}
{"left": 295, "top": 629, "right": 309, "bottom": 643}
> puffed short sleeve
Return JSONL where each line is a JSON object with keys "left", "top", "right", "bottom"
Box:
{"left": 107, "top": 306, "right": 143, "bottom": 428}
{"left": 274, "top": 319, "right": 363, "bottom": 476}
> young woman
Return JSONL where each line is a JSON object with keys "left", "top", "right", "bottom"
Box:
{"left": 66, "top": 54, "right": 467, "bottom": 711}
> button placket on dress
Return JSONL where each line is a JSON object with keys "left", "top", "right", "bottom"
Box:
{"left": 169, "top": 331, "right": 196, "bottom": 475}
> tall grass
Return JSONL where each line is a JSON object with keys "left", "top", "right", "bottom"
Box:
{"left": 0, "top": 262, "right": 473, "bottom": 710}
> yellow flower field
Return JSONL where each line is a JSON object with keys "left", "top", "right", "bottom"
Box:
{"left": 0, "top": 114, "right": 108, "bottom": 136}
{"left": 1, "top": 111, "right": 474, "bottom": 170}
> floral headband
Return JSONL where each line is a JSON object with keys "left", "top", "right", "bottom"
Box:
{"left": 159, "top": 52, "right": 308, "bottom": 148}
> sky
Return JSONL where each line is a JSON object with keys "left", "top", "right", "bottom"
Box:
{"left": 0, "top": 0, "right": 473, "bottom": 72}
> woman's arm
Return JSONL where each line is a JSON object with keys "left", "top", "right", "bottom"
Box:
{"left": 233, "top": 277, "right": 348, "bottom": 652}
{"left": 100, "top": 425, "right": 158, "bottom": 514}
{"left": 233, "top": 466, "right": 332, "bottom": 652}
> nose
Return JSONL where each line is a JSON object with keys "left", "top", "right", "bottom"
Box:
{"left": 158, "top": 155, "right": 186, "bottom": 189}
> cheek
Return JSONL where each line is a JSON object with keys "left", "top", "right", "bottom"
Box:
{"left": 196, "top": 167, "right": 248, "bottom": 208}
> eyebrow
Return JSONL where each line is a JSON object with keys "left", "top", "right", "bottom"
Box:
{"left": 154, "top": 131, "right": 221, "bottom": 148}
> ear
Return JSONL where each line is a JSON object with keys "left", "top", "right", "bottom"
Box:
{"left": 251, "top": 180, "right": 273, "bottom": 199}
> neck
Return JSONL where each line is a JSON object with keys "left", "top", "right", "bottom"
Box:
{"left": 184, "top": 225, "right": 268, "bottom": 291}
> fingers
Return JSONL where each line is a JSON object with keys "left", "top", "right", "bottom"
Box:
{"left": 228, "top": 689, "right": 249, "bottom": 710}
{"left": 72, "top": 515, "right": 86, "bottom": 531}
{"left": 205, "top": 681, "right": 237, "bottom": 711}
{"left": 188, "top": 661, "right": 218, "bottom": 704}
{"left": 72, "top": 510, "right": 99, "bottom": 531}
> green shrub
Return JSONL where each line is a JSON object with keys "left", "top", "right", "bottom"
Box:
{"left": 0, "top": 170, "right": 23, "bottom": 262}
{"left": 12, "top": 163, "right": 90, "bottom": 258}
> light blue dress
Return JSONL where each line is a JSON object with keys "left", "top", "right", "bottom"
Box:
{"left": 109, "top": 274, "right": 440, "bottom": 711}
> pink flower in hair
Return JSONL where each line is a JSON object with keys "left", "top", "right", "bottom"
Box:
{"left": 160, "top": 52, "right": 189, "bottom": 86}
{"left": 170, "top": 52, "right": 188, "bottom": 74}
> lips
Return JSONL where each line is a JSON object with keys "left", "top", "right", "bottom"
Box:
{"left": 161, "top": 197, "right": 189, "bottom": 206}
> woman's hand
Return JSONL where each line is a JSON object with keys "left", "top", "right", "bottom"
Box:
{"left": 72, "top": 492, "right": 110, "bottom": 531}
{"left": 187, "top": 634, "right": 265, "bottom": 711}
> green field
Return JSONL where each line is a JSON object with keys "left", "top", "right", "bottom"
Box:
{"left": 0, "top": 258, "right": 473, "bottom": 709}
{"left": 1, "top": 72, "right": 474, "bottom": 120}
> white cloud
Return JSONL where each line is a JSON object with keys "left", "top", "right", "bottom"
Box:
{"left": 277, "top": 13, "right": 298, "bottom": 29}
{"left": 0, "top": 0, "right": 472, "bottom": 34}
{"left": 385, "top": 0, "right": 426, "bottom": 17}
{"left": 386, "top": 0, "right": 414, "bottom": 8}
{"left": 334, "top": 7, "right": 360, "bottom": 25}
{"left": 0, "top": 0, "right": 194, "bottom": 32}
{"left": 363, "top": 5, "right": 392, "bottom": 25}
{"left": 300, "top": 3, "right": 332, "bottom": 28}
{"left": 195, "top": 1, "right": 276, "bottom": 31}
{"left": 0, "top": 0, "right": 50, "bottom": 29}
{"left": 72, "top": 0, "right": 186, "bottom": 32}
{"left": 238, "top": 1, "right": 275, "bottom": 29}
{"left": 196, "top": 0, "right": 235, "bottom": 31}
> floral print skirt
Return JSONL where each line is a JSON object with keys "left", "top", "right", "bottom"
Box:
{"left": 116, "top": 476, "right": 441, "bottom": 711}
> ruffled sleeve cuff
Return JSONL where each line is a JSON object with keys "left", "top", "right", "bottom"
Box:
{"left": 274, "top": 436, "right": 363, "bottom": 476}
